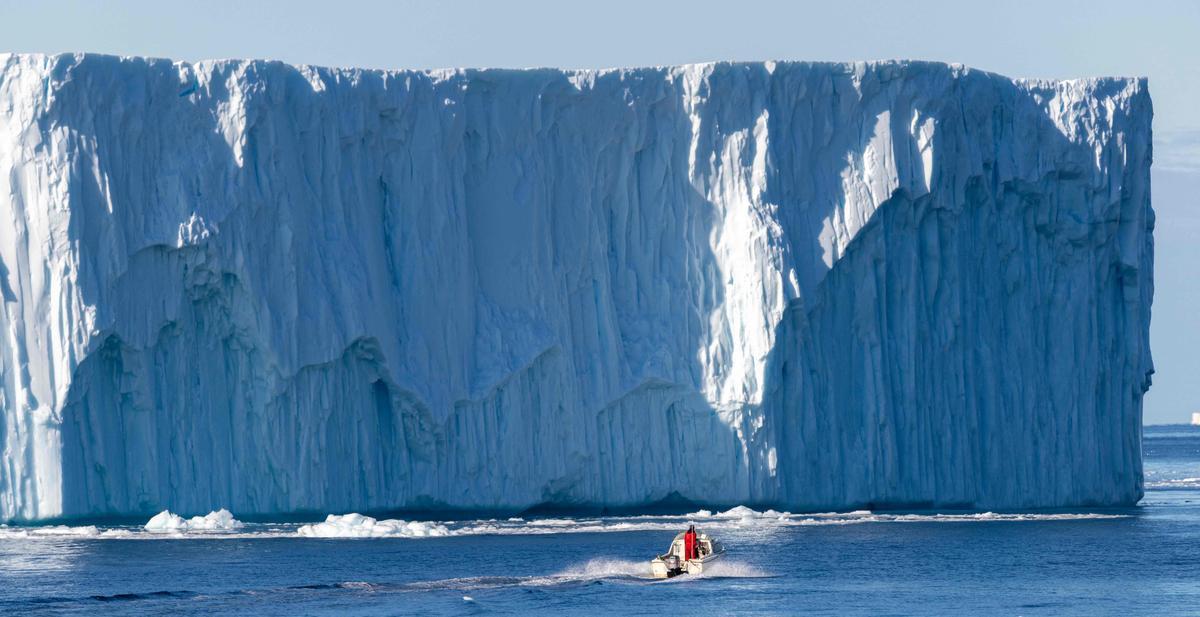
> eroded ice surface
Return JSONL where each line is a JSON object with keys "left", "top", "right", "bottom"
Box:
{"left": 0, "top": 54, "right": 1153, "bottom": 521}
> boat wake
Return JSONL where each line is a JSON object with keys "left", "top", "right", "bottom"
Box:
{"left": 534, "top": 557, "right": 770, "bottom": 585}
{"left": 551, "top": 558, "right": 653, "bottom": 581}
{"left": 388, "top": 557, "right": 769, "bottom": 593}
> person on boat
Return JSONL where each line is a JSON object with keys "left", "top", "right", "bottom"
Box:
{"left": 683, "top": 525, "right": 697, "bottom": 560}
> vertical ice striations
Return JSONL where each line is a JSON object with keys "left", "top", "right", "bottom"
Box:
{"left": 0, "top": 54, "right": 1152, "bottom": 521}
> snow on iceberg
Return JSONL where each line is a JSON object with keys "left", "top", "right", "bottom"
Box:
{"left": 144, "top": 509, "right": 244, "bottom": 532}
{"left": 296, "top": 514, "right": 450, "bottom": 538}
{"left": 0, "top": 54, "right": 1153, "bottom": 521}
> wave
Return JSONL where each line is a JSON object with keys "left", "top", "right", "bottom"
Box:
{"left": 90, "top": 590, "right": 198, "bottom": 603}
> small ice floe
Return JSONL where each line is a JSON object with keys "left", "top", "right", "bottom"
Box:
{"left": 0, "top": 524, "right": 102, "bottom": 538}
{"left": 296, "top": 513, "right": 450, "bottom": 538}
{"left": 1147, "top": 477, "right": 1200, "bottom": 489}
{"left": 144, "top": 509, "right": 244, "bottom": 532}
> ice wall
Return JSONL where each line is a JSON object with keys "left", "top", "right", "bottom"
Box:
{"left": 0, "top": 54, "right": 1153, "bottom": 521}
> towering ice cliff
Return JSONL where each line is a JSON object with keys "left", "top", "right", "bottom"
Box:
{"left": 0, "top": 54, "right": 1152, "bottom": 521}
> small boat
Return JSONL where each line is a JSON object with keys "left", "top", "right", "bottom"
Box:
{"left": 650, "top": 526, "right": 725, "bottom": 578}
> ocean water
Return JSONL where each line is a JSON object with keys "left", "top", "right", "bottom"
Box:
{"left": 1, "top": 426, "right": 1197, "bottom": 616}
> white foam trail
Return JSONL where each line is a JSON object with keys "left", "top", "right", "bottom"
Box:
{"left": 371, "top": 556, "right": 771, "bottom": 594}
{"left": 550, "top": 558, "right": 651, "bottom": 580}
{"left": 399, "top": 558, "right": 656, "bottom": 592}
{"left": 549, "top": 557, "right": 771, "bottom": 583}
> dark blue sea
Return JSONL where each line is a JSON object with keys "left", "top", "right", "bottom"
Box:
{"left": 1, "top": 425, "right": 1197, "bottom": 615}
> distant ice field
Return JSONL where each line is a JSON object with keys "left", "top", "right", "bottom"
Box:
{"left": 0, "top": 505, "right": 1131, "bottom": 541}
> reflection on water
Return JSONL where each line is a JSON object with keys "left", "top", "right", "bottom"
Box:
{"left": 0, "top": 537, "right": 90, "bottom": 577}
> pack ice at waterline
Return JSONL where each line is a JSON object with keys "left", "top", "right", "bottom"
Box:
{"left": 0, "top": 54, "right": 1152, "bottom": 521}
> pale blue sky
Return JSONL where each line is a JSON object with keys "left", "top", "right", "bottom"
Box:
{"left": 2, "top": 0, "right": 1196, "bottom": 423}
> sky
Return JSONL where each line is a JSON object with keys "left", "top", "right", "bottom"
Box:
{"left": 1, "top": 0, "right": 1196, "bottom": 423}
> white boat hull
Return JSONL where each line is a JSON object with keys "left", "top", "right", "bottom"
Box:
{"left": 684, "top": 552, "right": 722, "bottom": 575}
{"left": 650, "top": 553, "right": 723, "bottom": 579}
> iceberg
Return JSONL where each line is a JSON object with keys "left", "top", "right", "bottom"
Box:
{"left": 0, "top": 54, "right": 1152, "bottom": 521}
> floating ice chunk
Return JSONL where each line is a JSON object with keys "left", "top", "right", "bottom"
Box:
{"left": 144, "top": 510, "right": 189, "bottom": 531}
{"left": 714, "top": 505, "right": 790, "bottom": 522}
{"left": 185, "top": 508, "right": 245, "bottom": 530}
{"left": 144, "top": 509, "right": 244, "bottom": 532}
{"left": 296, "top": 513, "right": 451, "bottom": 538}
{"left": 719, "top": 505, "right": 761, "bottom": 518}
